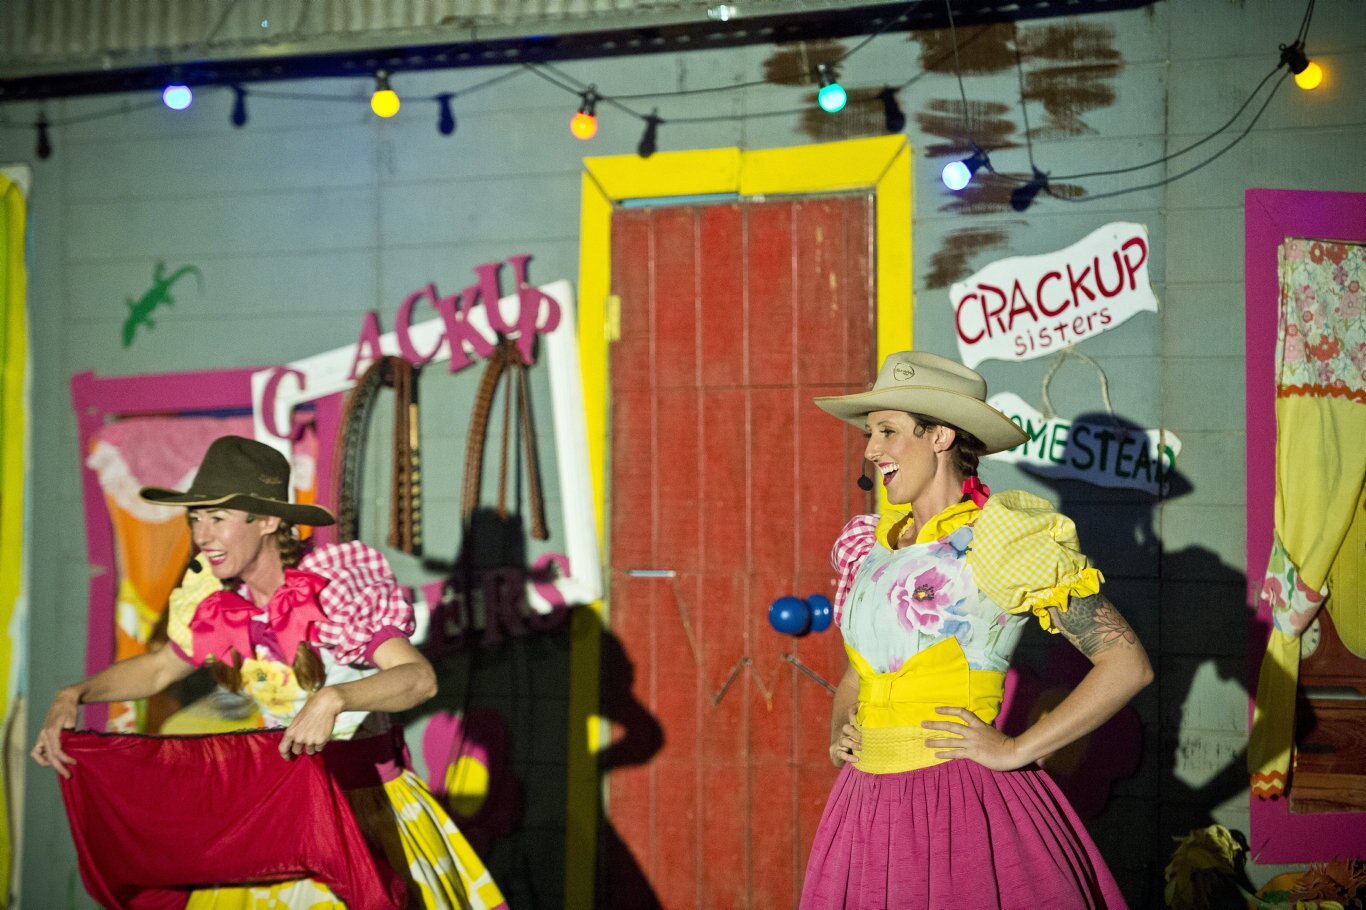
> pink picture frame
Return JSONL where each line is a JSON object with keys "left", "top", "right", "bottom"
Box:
{"left": 1244, "top": 187, "right": 1366, "bottom": 862}
{"left": 70, "top": 366, "right": 264, "bottom": 730}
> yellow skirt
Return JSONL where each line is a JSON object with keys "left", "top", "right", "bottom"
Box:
{"left": 185, "top": 771, "right": 506, "bottom": 910}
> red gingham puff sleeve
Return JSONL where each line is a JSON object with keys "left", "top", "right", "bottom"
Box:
{"left": 831, "top": 514, "right": 879, "bottom": 626}
{"left": 298, "top": 541, "right": 415, "bottom": 666}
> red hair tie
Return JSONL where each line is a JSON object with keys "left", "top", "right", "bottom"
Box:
{"left": 962, "top": 475, "right": 991, "bottom": 507}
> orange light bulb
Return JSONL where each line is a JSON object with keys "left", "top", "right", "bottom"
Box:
{"left": 570, "top": 111, "right": 598, "bottom": 140}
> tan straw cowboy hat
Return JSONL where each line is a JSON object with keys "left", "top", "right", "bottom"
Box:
{"left": 813, "top": 351, "right": 1028, "bottom": 455}
{"left": 140, "top": 435, "right": 337, "bottom": 526}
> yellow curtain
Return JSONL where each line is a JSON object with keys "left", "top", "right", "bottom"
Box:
{"left": 0, "top": 169, "right": 31, "bottom": 906}
{"left": 1249, "top": 239, "right": 1366, "bottom": 797}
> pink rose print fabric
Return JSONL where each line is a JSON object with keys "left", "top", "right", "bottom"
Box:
{"left": 845, "top": 524, "right": 1025, "bottom": 675}
{"left": 1277, "top": 238, "right": 1366, "bottom": 403}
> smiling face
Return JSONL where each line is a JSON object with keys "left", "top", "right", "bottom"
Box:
{"left": 188, "top": 507, "right": 282, "bottom": 583}
{"left": 863, "top": 409, "right": 955, "bottom": 505}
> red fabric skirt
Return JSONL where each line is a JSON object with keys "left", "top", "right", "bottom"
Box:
{"left": 58, "top": 729, "right": 407, "bottom": 910}
{"left": 800, "top": 760, "right": 1128, "bottom": 910}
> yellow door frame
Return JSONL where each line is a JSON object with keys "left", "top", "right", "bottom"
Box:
{"left": 565, "top": 134, "right": 912, "bottom": 909}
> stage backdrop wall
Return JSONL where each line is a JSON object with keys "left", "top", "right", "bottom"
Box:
{"left": 2, "top": 1, "right": 1365, "bottom": 905}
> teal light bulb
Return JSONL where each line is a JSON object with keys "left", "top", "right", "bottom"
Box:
{"left": 817, "top": 81, "right": 847, "bottom": 113}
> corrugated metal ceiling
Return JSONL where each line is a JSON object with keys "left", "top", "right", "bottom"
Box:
{"left": 0, "top": 0, "right": 1158, "bottom": 99}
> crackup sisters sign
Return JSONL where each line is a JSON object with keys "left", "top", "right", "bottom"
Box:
{"left": 951, "top": 223, "right": 1157, "bottom": 368}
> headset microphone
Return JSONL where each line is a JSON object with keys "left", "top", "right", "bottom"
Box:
{"left": 857, "top": 472, "right": 874, "bottom": 491}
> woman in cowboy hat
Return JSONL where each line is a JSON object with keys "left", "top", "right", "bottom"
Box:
{"left": 801, "top": 352, "right": 1151, "bottom": 909}
{"left": 33, "top": 435, "right": 506, "bottom": 909}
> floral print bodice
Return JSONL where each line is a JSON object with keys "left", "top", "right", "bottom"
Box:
{"left": 840, "top": 523, "right": 1028, "bottom": 675}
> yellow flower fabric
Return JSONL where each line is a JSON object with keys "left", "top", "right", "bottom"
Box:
{"left": 185, "top": 771, "right": 506, "bottom": 910}
{"left": 166, "top": 564, "right": 223, "bottom": 657}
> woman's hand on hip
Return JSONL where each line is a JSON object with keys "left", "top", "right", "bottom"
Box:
{"left": 923, "top": 706, "right": 1025, "bottom": 771}
{"left": 829, "top": 706, "right": 861, "bottom": 768}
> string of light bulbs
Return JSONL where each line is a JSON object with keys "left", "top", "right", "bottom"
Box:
{"left": 935, "top": 0, "right": 1322, "bottom": 208}
{"left": 0, "top": 0, "right": 1328, "bottom": 207}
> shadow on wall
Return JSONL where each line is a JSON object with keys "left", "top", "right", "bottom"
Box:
{"left": 997, "top": 410, "right": 1266, "bottom": 907}
{"left": 411, "top": 514, "right": 665, "bottom": 909}
{"left": 594, "top": 609, "right": 666, "bottom": 909}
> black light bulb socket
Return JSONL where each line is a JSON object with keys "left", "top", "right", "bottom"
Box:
{"left": 815, "top": 63, "right": 838, "bottom": 88}
{"left": 1010, "top": 169, "right": 1049, "bottom": 212}
{"left": 230, "top": 85, "right": 248, "bottom": 127}
{"left": 437, "top": 93, "right": 456, "bottom": 136}
{"left": 637, "top": 113, "right": 661, "bottom": 159}
{"left": 878, "top": 87, "right": 906, "bottom": 134}
{"left": 374, "top": 70, "right": 393, "bottom": 92}
{"left": 578, "top": 89, "right": 598, "bottom": 117}
{"left": 963, "top": 146, "right": 991, "bottom": 177}
{"left": 1279, "top": 41, "right": 1310, "bottom": 75}
{"left": 36, "top": 115, "right": 52, "bottom": 160}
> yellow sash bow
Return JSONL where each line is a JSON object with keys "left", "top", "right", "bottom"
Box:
{"left": 847, "top": 637, "right": 1006, "bottom": 774}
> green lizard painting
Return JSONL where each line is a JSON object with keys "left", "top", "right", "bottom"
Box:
{"left": 121, "top": 261, "right": 204, "bottom": 347}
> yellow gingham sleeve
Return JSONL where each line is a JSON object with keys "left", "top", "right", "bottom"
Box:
{"left": 966, "top": 490, "right": 1104, "bottom": 633}
{"left": 165, "top": 564, "right": 223, "bottom": 659}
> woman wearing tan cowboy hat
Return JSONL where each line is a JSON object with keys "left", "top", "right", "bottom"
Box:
{"left": 32, "top": 435, "right": 507, "bottom": 909}
{"left": 800, "top": 352, "right": 1151, "bottom": 909}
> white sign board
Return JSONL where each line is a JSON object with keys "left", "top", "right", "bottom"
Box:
{"left": 248, "top": 279, "right": 601, "bottom": 612}
{"left": 986, "top": 392, "right": 1181, "bottom": 495}
{"left": 951, "top": 222, "right": 1157, "bottom": 368}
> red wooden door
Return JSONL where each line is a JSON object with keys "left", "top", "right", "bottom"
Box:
{"left": 605, "top": 196, "right": 876, "bottom": 908}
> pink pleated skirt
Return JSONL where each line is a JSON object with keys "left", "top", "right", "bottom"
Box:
{"left": 800, "top": 760, "right": 1128, "bottom": 910}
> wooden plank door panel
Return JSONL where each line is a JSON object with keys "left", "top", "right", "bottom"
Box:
{"left": 607, "top": 196, "right": 874, "bottom": 908}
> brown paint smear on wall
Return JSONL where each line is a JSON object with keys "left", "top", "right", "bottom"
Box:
{"left": 926, "top": 227, "right": 1013, "bottom": 291}
{"left": 911, "top": 22, "right": 1120, "bottom": 283}
{"left": 764, "top": 40, "right": 892, "bottom": 142}
{"left": 763, "top": 40, "right": 847, "bottom": 86}
{"left": 757, "top": 25, "right": 1121, "bottom": 286}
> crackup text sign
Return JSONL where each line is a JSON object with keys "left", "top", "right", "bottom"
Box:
{"left": 951, "top": 223, "right": 1157, "bottom": 368}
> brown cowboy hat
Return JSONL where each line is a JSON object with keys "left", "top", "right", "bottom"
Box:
{"left": 140, "top": 435, "right": 337, "bottom": 526}
{"left": 813, "top": 351, "right": 1028, "bottom": 455}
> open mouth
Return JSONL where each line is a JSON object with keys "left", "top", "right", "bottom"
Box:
{"left": 878, "top": 463, "right": 898, "bottom": 486}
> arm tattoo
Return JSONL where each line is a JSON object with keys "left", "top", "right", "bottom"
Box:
{"left": 1055, "top": 593, "right": 1136, "bottom": 658}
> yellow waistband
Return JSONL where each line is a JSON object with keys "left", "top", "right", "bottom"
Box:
{"left": 847, "top": 637, "right": 1005, "bottom": 774}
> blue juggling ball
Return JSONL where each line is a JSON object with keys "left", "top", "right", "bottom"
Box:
{"left": 768, "top": 595, "right": 811, "bottom": 636}
{"left": 807, "top": 594, "right": 834, "bottom": 632}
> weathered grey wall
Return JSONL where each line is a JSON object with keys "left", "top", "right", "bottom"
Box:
{"left": 2, "top": 0, "right": 1363, "bottom": 905}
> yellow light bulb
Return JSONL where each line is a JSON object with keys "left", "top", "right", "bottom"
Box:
{"left": 1294, "top": 61, "right": 1323, "bottom": 90}
{"left": 371, "top": 89, "right": 400, "bottom": 118}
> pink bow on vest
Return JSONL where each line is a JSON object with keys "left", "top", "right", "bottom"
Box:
{"left": 961, "top": 475, "right": 992, "bottom": 507}
{"left": 190, "top": 569, "right": 329, "bottom": 666}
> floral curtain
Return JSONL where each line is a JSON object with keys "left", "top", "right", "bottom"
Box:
{"left": 1249, "top": 238, "right": 1366, "bottom": 797}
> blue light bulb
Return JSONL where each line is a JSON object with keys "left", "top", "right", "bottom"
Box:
{"left": 162, "top": 84, "right": 193, "bottom": 110}
{"left": 942, "top": 160, "right": 972, "bottom": 191}
{"left": 817, "top": 81, "right": 847, "bottom": 114}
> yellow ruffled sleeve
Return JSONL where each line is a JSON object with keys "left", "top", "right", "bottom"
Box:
{"left": 165, "top": 564, "right": 222, "bottom": 658}
{"left": 966, "top": 490, "right": 1104, "bottom": 633}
